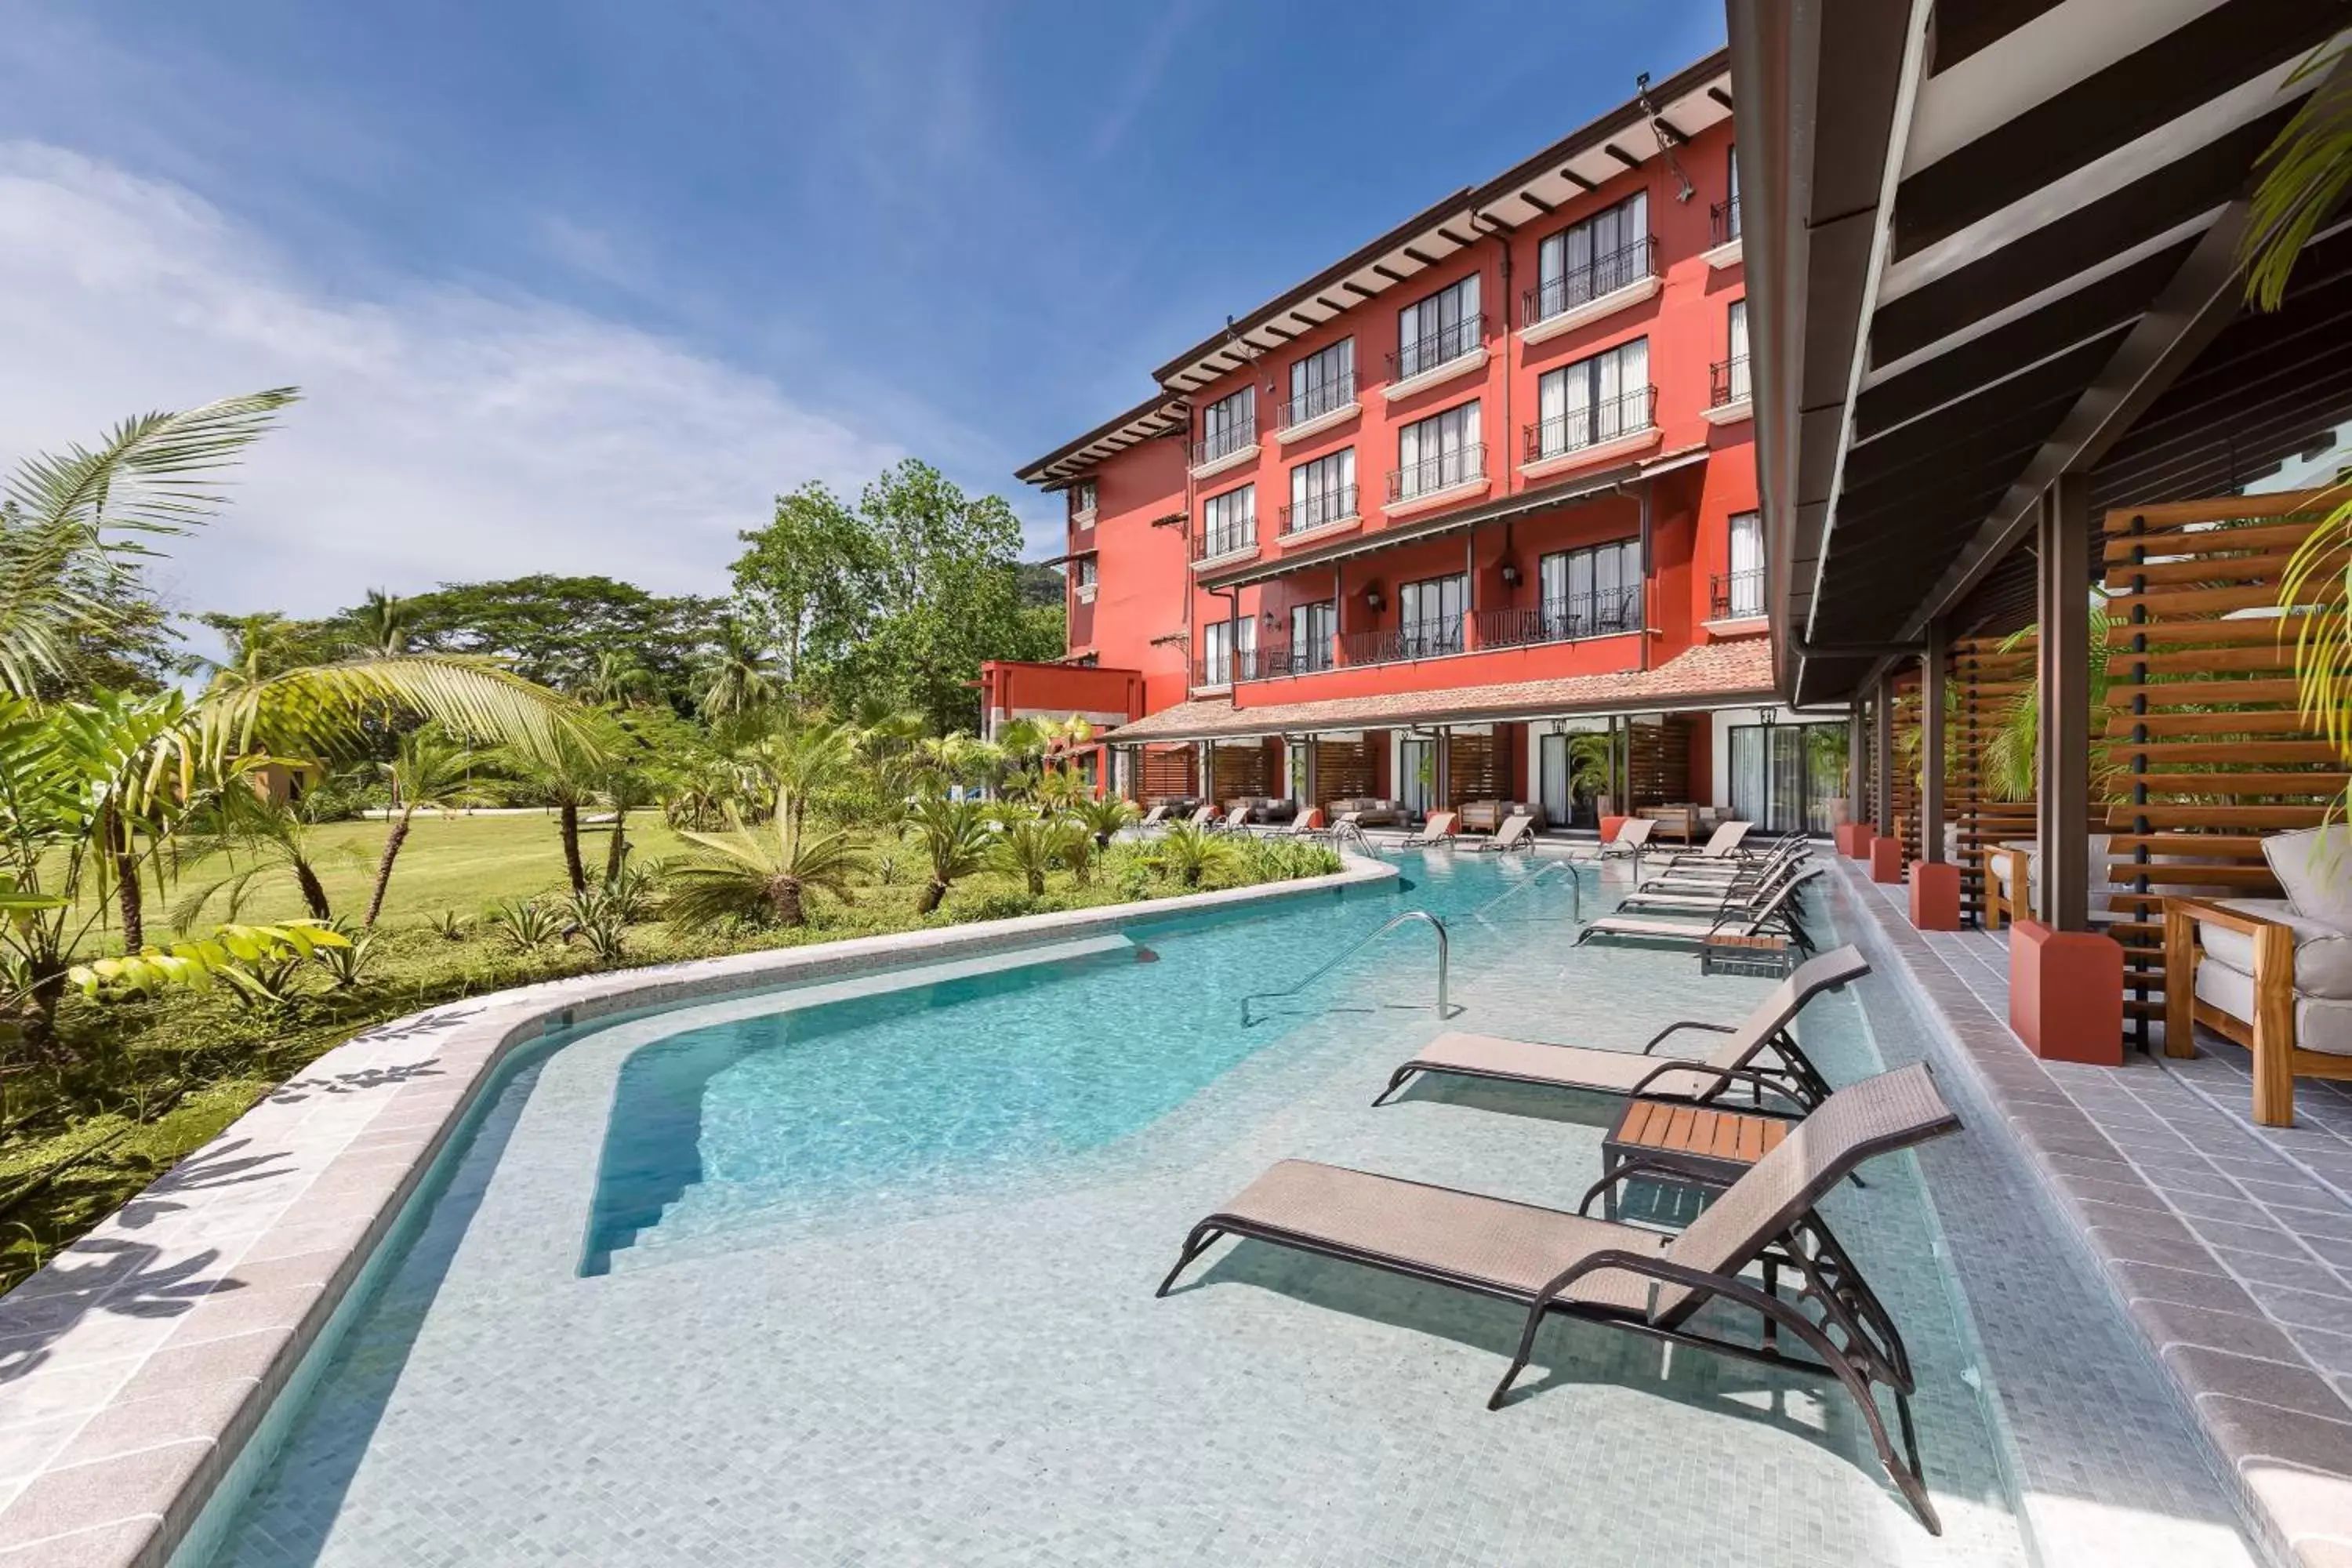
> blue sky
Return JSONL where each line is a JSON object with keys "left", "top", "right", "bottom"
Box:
{"left": 0, "top": 1, "right": 1726, "bottom": 621}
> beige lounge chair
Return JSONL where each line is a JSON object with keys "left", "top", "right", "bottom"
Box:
{"left": 1137, "top": 804, "right": 1169, "bottom": 829}
{"left": 1215, "top": 804, "right": 1252, "bottom": 833}
{"left": 1184, "top": 804, "right": 1218, "bottom": 829}
{"left": 1374, "top": 945, "right": 1865, "bottom": 1111}
{"left": 1472, "top": 813, "right": 1536, "bottom": 853}
{"left": 1655, "top": 819, "right": 1754, "bottom": 868}
{"left": 1287, "top": 808, "right": 1327, "bottom": 836}
{"left": 1157, "top": 1062, "right": 1960, "bottom": 1533}
{"left": 1404, "top": 810, "right": 1459, "bottom": 848}
{"left": 1598, "top": 816, "right": 1655, "bottom": 857}
{"left": 1577, "top": 866, "right": 1821, "bottom": 954}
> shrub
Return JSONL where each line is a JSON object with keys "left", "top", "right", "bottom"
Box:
{"left": 486, "top": 897, "right": 565, "bottom": 953}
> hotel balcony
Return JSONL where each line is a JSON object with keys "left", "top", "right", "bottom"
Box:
{"left": 1193, "top": 641, "right": 1333, "bottom": 688}
{"left": 1704, "top": 197, "right": 1742, "bottom": 268}
{"left": 1189, "top": 414, "right": 1259, "bottom": 481}
{"left": 1708, "top": 568, "right": 1766, "bottom": 623}
{"left": 1519, "top": 386, "right": 1658, "bottom": 477}
{"left": 1704, "top": 356, "right": 1751, "bottom": 423}
{"left": 1275, "top": 373, "right": 1363, "bottom": 445}
{"left": 1517, "top": 236, "right": 1661, "bottom": 345}
{"left": 1189, "top": 518, "right": 1258, "bottom": 569}
{"left": 1383, "top": 443, "right": 1488, "bottom": 517}
{"left": 1276, "top": 484, "right": 1360, "bottom": 543}
{"left": 1337, "top": 616, "right": 1465, "bottom": 667}
{"left": 1472, "top": 588, "right": 1644, "bottom": 651}
{"left": 1381, "top": 316, "right": 1488, "bottom": 402}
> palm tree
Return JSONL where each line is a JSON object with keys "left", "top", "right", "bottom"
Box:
{"left": 0, "top": 389, "right": 296, "bottom": 696}
{"left": 907, "top": 794, "right": 990, "bottom": 913}
{"left": 598, "top": 760, "right": 658, "bottom": 883}
{"left": 664, "top": 801, "right": 862, "bottom": 928}
{"left": 694, "top": 620, "right": 783, "bottom": 718}
{"left": 173, "top": 787, "right": 352, "bottom": 927}
{"left": 745, "top": 711, "right": 860, "bottom": 833}
{"left": 495, "top": 731, "right": 608, "bottom": 894}
{"left": 583, "top": 649, "right": 659, "bottom": 708}
{"left": 346, "top": 589, "right": 413, "bottom": 658}
{"left": 364, "top": 727, "right": 484, "bottom": 926}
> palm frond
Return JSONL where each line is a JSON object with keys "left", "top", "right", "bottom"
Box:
{"left": 2243, "top": 42, "right": 2352, "bottom": 313}
{"left": 198, "top": 654, "right": 594, "bottom": 766}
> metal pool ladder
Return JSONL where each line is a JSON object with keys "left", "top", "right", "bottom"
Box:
{"left": 1329, "top": 819, "right": 1380, "bottom": 857}
{"left": 1240, "top": 910, "right": 1449, "bottom": 1027}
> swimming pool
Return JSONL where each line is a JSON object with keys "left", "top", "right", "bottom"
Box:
{"left": 190, "top": 851, "right": 2031, "bottom": 1566}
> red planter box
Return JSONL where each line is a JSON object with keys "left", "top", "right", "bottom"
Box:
{"left": 1869, "top": 835, "right": 1904, "bottom": 884}
{"left": 2009, "top": 920, "right": 2124, "bottom": 1065}
{"left": 1908, "top": 860, "right": 1961, "bottom": 931}
{"left": 1835, "top": 822, "right": 1872, "bottom": 859}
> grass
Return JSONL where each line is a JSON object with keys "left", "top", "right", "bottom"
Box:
{"left": 0, "top": 815, "right": 1338, "bottom": 1291}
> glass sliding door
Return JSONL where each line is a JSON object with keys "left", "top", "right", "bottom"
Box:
{"left": 1539, "top": 732, "right": 1570, "bottom": 827}
{"left": 1399, "top": 739, "right": 1438, "bottom": 817}
{"left": 1726, "top": 720, "right": 1845, "bottom": 833}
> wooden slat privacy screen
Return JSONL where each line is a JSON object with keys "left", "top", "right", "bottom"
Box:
{"left": 1952, "top": 636, "right": 2036, "bottom": 928}
{"left": 1139, "top": 747, "right": 1196, "bottom": 802}
{"left": 2103, "top": 489, "right": 2342, "bottom": 1036}
{"left": 1211, "top": 742, "right": 1275, "bottom": 801}
{"left": 1314, "top": 739, "right": 1374, "bottom": 806}
{"left": 1627, "top": 715, "right": 1693, "bottom": 808}
{"left": 1446, "top": 731, "right": 1503, "bottom": 804}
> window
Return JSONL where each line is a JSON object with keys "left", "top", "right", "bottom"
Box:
{"left": 1285, "top": 339, "right": 1356, "bottom": 427}
{"left": 1070, "top": 478, "right": 1097, "bottom": 518}
{"left": 1722, "top": 299, "right": 1750, "bottom": 404}
{"left": 1198, "top": 485, "right": 1255, "bottom": 559}
{"left": 1395, "top": 274, "right": 1481, "bottom": 380}
{"left": 1536, "top": 539, "right": 1642, "bottom": 638}
{"left": 1394, "top": 401, "right": 1481, "bottom": 500}
{"left": 1290, "top": 601, "right": 1335, "bottom": 673}
{"left": 1286, "top": 448, "right": 1356, "bottom": 532}
{"left": 1532, "top": 191, "right": 1651, "bottom": 322}
{"left": 1533, "top": 339, "right": 1650, "bottom": 460}
{"left": 1200, "top": 616, "right": 1254, "bottom": 686}
{"left": 1074, "top": 555, "right": 1098, "bottom": 590}
{"left": 1725, "top": 510, "right": 1764, "bottom": 618}
{"left": 1399, "top": 738, "right": 1438, "bottom": 816}
{"left": 1197, "top": 388, "right": 1255, "bottom": 464}
{"left": 1723, "top": 144, "right": 1741, "bottom": 241}
{"left": 1398, "top": 573, "right": 1468, "bottom": 657}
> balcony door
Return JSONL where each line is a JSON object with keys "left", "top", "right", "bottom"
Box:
{"left": 1399, "top": 738, "right": 1438, "bottom": 817}
{"left": 1290, "top": 601, "right": 1335, "bottom": 672}
{"left": 1538, "top": 732, "right": 1570, "bottom": 826}
{"left": 1397, "top": 574, "right": 1466, "bottom": 657}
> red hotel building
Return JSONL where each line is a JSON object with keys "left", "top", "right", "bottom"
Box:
{"left": 993, "top": 49, "right": 1829, "bottom": 834}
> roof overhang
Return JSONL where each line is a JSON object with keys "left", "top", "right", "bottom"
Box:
{"left": 1149, "top": 51, "right": 1734, "bottom": 394}
{"left": 1015, "top": 393, "right": 1190, "bottom": 489}
{"left": 1738, "top": 0, "right": 2352, "bottom": 706}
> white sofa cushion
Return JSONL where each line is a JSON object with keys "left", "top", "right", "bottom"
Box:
{"left": 2196, "top": 958, "right": 2352, "bottom": 1056}
{"left": 2196, "top": 897, "right": 2352, "bottom": 1001}
{"left": 2266, "top": 826, "right": 2352, "bottom": 932}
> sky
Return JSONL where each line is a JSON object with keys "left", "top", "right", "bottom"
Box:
{"left": 0, "top": 0, "right": 1727, "bottom": 636}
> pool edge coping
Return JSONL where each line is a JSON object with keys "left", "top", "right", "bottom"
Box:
{"left": 0, "top": 852, "right": 1399, "bottom": 1567}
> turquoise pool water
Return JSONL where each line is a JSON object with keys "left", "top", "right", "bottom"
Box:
{"left": 193, "top": 849, "right": 2034, "bottom": 1568}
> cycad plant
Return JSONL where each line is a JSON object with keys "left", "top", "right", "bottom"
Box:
{"left": 664, "top": 797, "right": 863, "bottom": 928}
{"left": 1074, "top": 794, "right": 1139, "bottom": 848}
{"left": 993, "top": 815, "right": 1076, "bottom": 897}
{"left": 908, "top": 794, "right": 990, "bottom": 914}
{"left": 1149, "top": 820, "right": 1238, "bottom": 888}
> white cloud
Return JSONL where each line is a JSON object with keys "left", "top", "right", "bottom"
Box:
{"left": 0, "top": 143, "right": 906, "bottom": 621}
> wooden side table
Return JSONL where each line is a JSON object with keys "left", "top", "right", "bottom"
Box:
{"left": 1599, "top": 1097, "right": 1789, "bottom": 1219}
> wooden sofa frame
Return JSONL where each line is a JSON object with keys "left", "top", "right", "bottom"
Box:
{"left": 2164, "top": 897, "right": 2352, "bottom": 1127}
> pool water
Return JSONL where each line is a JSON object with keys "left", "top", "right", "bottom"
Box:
{"left": 194, "top": 850, "right": 2032, "bottom": 1568}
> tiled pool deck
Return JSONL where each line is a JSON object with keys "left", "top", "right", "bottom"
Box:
{"left": 0, "top": 840, "right": 2317, "bottom": 1566}
{"left": 1834, "top": 857, "right": 2352, "bottom": 1568}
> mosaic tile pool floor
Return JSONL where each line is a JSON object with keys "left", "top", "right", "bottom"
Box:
{"left": 187, "top": 852, "right": 2245, "bottom": 1566}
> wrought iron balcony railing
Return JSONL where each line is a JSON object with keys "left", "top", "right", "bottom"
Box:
{"left": 1475, "top": 590, "right": 1645, "bottom": 651}
{"left": 1338, "top": 616, "right": 1466, "bottom": 666}
{"left": 1191, "top": 413, "right": 1258, "bottom": 468}
{"left": 1279, "top": 485, "right": 1359, "bottom": 535}
{"left": 1521, "top": 386, "right": 1657, "bottom": 464}
{"left": 1711, "top": 356, "right": 1751, "bottom": 407}
{"left": 1385, "top": 314, "right": 1487, "bottom": 382}
{"left": 1278, "top": 372, "right": 1362, "bottom": 430}
{"left": 1711, "top": 197, "right": 1741, "bottom": 248}
{"left": 1190, "top": 521, "right": 1257, "bottom": 562}
{"left": 1711, "top": 568, "right": 1766, "bottom": 620}
{"left": 1385, "top": 444, "right": 1486, "bottom": 505}
{"left": 1519, "top": 235, "right": 1658, "bottom": 326}
{"left": 1196, "top": 642, "right": 1332, "bottom": 686}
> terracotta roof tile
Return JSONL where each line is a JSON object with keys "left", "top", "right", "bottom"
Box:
{"left": 1107, "top": 638, "right": 1775, "bottom": 742}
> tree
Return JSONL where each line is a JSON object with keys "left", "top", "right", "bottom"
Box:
{"left": 907, "top": 794, "right": 990, "bottom": 913}
{"left": 494, "top": 730, "right": 609, "bottom": 894}
{"left": 174, "top": 788, "right": 350, "bottom": 927}
{"left": 347, "top": 589, "right": 414, "bottom": 658}
{"left": 729, "top": 483, "right": 877, "bottom": 687}
{"left": 692, "top": 619, "right": 784, "bottom": 718}
{"left": 0, "top": 389, "right": 297, "bottom": 696}
{"left": 390, "top": 575, "right": 722, "bottom": 706}
{"left": 583, "top": 648, "right": 659, "bottom": 707}
{"left": 664, "top": 802, "right": 862, "bottom": 928}
{"left": 364, "top": 728, "right": 484, "bottom": 926}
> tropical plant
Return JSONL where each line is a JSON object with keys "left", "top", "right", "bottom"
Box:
{"left": 363, "top": 726, "right": 485, "bottom": 926}
{"left": 1982, "top": 601, "right": 2117, "bottom": 802}
{"left": 426, "top": 908, "right": 471, "bottom": 941}
{"left": 172, "top": 786, "right": 357, "bottom": 927}
{"left": 346, "top": 588, "right": 413, "bottom": 658}
{"left": 314, "top": 919, "right": 379, "bottom": 989}
{"left": 744, "top": 711, "right": 862, "bottom": 833}
{"left": 485, "top": 896, "right": 565, "bottom": 953}
{"left": 576, "top": 908, "right": 629, "bottom": 964}
{"left": 692, "top": 619, "right": 784, "bottom": 717}
{"left": 993, "top": 813, "right": 1076, "bottom": 897}
{"left": 1149, "top": 819, "right": 1238, "bottom": 888}
{"left": 583, "top": 648, "right": 660, "bottom": 707}
{"left": 662, "top": 800, "right": 863, "bottom": 928}
{"left": 1073, "top": 794, "right": 1139, "bottom": 849}
{"left": 492, "top": 729, "right": 608, "bottom": 894}
{"left": 907, "top": 794, "right": 990, "bottom": 914}
{"left": 0, "top": 389, "right": 296, "bottom": 696}
{"left": 67, "top": 920, "right": 348, "bottom": 1002}
{"left": 1566, "top": 730, "right": 1620, "bottom": 803}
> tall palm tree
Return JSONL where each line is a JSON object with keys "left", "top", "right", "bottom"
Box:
{"left": 664, "top": 799, "right": 862, "bottom": 928}
{"left": 907, "top": 794, "right": 990, "bottom": 914}
{"left": 745, "top": 711, "right": 860, "bottom": 833}
{"left": 693, "top": 620, "right": 783, "bottom": 718}
{"left": 346, "top": 589, "right": 413, "bottom": 658}
{"left": 583, "top": 648, "right": 659, "bottom": 708}
{"left": 364, "top": 727, "right": 484, "bottom": 926}
{"left": 0, "top": 389, "right": 297, "bottom": 696}
{"left": 494, "top": 731, "right": 609, "bottom": 894}
{"left": 599, "top": 760, "right": 658, "bottom": 883}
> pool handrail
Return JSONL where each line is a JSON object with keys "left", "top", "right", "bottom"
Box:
{"left": 1240, "top": 909, "right": 1448, "bottom": 1027}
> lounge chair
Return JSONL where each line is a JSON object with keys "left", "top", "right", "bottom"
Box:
{"left": 1184, "top": 804, "right": 1218, "bottom": 829}
{"left": 1472, "top": 813, "right": 1536, "bottom": 853}
{"left": 1287, "top": 807, "right": 1327, "bottom": 837}
{"left": 1617, "top": 858, "right": 1811, "bottom": 920}
{"left": 1577, "top": 866, "right": 1822, "bottom": 953}
{"left": 1595, "top": 816, "right": 1654, "bottom": 858}
{"left": 1639, "top": 837, "right": 1803, "bottom": 893}
{"left": 1137, "top": 804, "right": 1169, "bottom": 830}
{"left": 1157, "top": 1062, "right": 1960, "bottom": 1532}
{"left": 1374, "top": 945, "right": 1866, "bottom": 1112}
{"left": 1403, "top": 810, "right": 1458, "bottom": 848}
{"left": 1214, "top": 804, "right": 1253, "bottom": 833}
{"left": 1655, "top": 819, "right": 1755, "bottom": 869}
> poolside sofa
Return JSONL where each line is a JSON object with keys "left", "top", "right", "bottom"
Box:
{"left": 1374, "top": 945, "right": 1866, "bottom": 1112}
{"left": 2166, "top": 827, "right": 2352, "bottom": 1127}
{"left": 1577, "top": 866, "right": 1822, "bottom": 955}
{"left": 1157, "top": 1062, "right": 1961, "bottom": 1533}
{"left": 1459, "top": 800, "right": 1547, "bottom": 834}
{"left": 1328, "top": 797, "right": 1404, "bottom": 828}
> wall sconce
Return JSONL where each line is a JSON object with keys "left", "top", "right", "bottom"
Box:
{"left": 1364, "top": 584, "right": 1386, "bottom": 613}
{"left": 1498, "top": 560, "right": 1521, "bottom": 588}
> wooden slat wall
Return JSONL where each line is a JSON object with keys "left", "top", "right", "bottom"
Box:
{"left": 1952, "top": 635, "right": 2037, "bottom": 927}
{"left": 1211, "top": 742, "right": 1274, "bottom": 801}
{"left": 1628, "top": 716, "right": 1693, "bottom": 807}
{"left": 1446, "top": 731, "right": 1502, "bottom": 804}
{"left": 1140, "top": 747, "right": 1196, "bottom": 802}
{"left": 1889, "top": 669, "right": 1923, "bottom": 862}
{"left": 1315, "top": 739, "right": 1374, "bottom": 806}
{"left": 2103, "top": 488, "right": 2341, "bottom": 1033}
